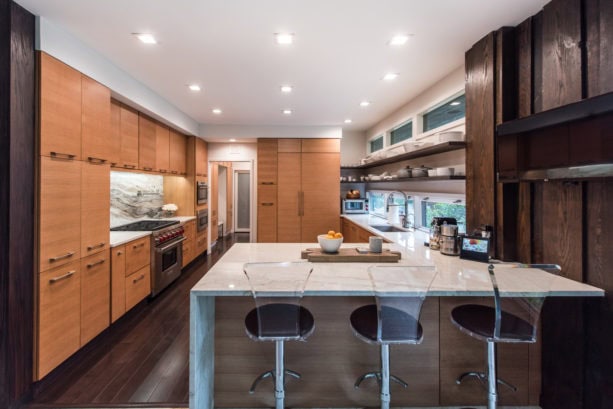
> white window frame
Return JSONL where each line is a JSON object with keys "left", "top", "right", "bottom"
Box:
{"left": 416, "top": 90, "right": 466, "bottom": 139}
{"left": 368, "top": 134, "right": 385, "bottom": 154}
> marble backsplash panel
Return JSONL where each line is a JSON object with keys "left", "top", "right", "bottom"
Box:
{"left": 110, "top": 171, "right": 164, "bottom": 227}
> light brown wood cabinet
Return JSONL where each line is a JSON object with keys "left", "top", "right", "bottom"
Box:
{"left": 125, "top": 265, "right": 150, "bottom": 311}
{"left": 195, "top": 137, "right": 208, "bottom": 177}
{"left": 196, "top": 229, "right": 207, "bottom": 255}
{"left": 39, "top": 52, "right": 82, "bottom": 159}
{"left": 37, "top": 260, "right": 81, "bottom": 379}
{"left": 125, "top": 236, "right": 150, "bottom": 274}
{"left": 182, "top": 220, "right": 196, "bottom": 267}
{"left": 258, "top": 138, "right": 340, "bottom": 243}
{"left": 257, "top": 139, "right": 278, "bottom": 242}
{"left": 80, "top": 252, "right": 110, "bottom": 346}
{"left": 82, "top": 76, "right": 112, "bottom": 162}
{"left": 110, "top": 101, "right": 139, "bottom": 170}
{"left": 138, "top": 114, "right": 156, "bottom": 171}
{"left": 81, "top": 161, "right": 110, "bottom": 257}
{"left": 111, "top": 246, "right": 126, "bottom": 323}
{"left": 210, "top": 163, "right": 219, "bottom": 243}
{"left": 39, "top": 157, "right": 81, "bottom": 272}
{"left": 155, "top": 122, "right": 170, "bottom": 173}
{"left": 169, "top": 130, "right": 187, "bottom": 175}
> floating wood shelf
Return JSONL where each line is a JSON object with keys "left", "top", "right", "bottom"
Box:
{"left": 496, "top": 91, "right": 613, "bottom": 136}
{"left": 341, "top": 141, "right": 466, "bottom": 169}
{"left": 341, "top": 176, "right": 465, "bottom": 183}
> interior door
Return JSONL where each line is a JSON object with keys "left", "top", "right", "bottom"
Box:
{"left": 300, "top": 152, "right": 340, "bottom": 242}
{"left": 234, "top": 170, "right": 251, "bottom": 232}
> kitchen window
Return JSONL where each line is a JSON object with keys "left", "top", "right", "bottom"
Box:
{"left": 422, "top": 93, "right": 466, "bottom": 132}
{"left": 390, "top": 120, "right": 413, "bottom": 145}
{"left": 420, "top": 197, "right": 466, "bottom": 233}
{"left": 369, "top": 135, "right": 384, "bottom": 153}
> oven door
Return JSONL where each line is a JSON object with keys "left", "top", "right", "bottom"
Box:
{"left": 151, "top": 237, "right": 185, "bottom": 296}
{"left": 197, "top": 183, "right": 208, "bottom": 205}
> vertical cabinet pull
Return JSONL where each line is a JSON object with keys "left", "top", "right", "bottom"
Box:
{"left": 299, "top": 191, "right": 305, "bottom": 216}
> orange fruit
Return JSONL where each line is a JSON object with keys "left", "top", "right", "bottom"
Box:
{"left": 326, "top": 234, "right": 335, "bottom": 239}
{"left": 327, "top": 230, "right": 335, "bottom": 236}
{"left": 334, "top": 232, "right": 343, "bottom": 238}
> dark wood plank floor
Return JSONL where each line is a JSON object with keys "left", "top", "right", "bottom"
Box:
{"left": 28, "top": 233, "right": 249, "bottom": 408}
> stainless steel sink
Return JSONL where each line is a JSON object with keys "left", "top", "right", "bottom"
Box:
{"left": 369, "top": 225, "right": 408, "bottom": 233}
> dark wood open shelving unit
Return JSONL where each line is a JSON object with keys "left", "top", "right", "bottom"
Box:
{"left": 341, "top": 141, "right": 466, "bottom": 169}
{"left": 341, "top": 175, "right": 465, "bottom": 183}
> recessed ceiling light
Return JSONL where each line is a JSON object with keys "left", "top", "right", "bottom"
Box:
{"left": 212, "top": 108, "right": 222, "bottom": 115}
{"left": 359, "top": 101, "right": 371, "bottom": 107}
{"left": 450, "top": 101, "right": 461, "bottom": 106}
{"left": 389, "top": 35, "right": 409, "bottom": 46}
{"left": 282, "top": 109, "right": 292, "bottom": 115}
{"left": 280, "top": 85, "right": 293, "bottom": 93}
{"left": 188, "top": 84, "right": 201, "bottom": 92}
{"left": 229, "top": 138, "right": 236, "bottom": 142}
{"left": 383, "top": 73, "right": 399, "bottom": 81}
{"left": 275, "top": 33, "right": 294, "bottom": 45}
{"left": 133, "top": 33, "right": 157, "bottom": 44}
{"left": 344, "top": 119, "right": 352, "bottom": 124}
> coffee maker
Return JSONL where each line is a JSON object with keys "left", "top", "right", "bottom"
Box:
{"left": 428, "top": 217, "right": 457, "bottom": 250}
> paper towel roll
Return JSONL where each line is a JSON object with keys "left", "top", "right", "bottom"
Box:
{"left": 387, "top": 206, "right": 400, "bottom": 224}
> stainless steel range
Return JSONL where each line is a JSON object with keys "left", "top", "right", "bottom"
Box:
{"left": 111, "top": 220, "right": 185, "bottom": 296}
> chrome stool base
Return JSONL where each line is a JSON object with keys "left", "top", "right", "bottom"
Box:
{"left": 456, "top": 371, "right": 517, "bottom": 392}
{"left": 354, "top": 371, "right": 408, "bottom": 389}
{"left": 249, "top": 368, "right": 301, "bottom": 394}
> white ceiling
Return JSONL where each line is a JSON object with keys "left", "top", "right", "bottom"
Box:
{"left": 17, "top": 0, "right": 548, "bottom": 132}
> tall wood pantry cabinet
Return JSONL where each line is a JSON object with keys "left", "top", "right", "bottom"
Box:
{"left": 257, "top": 138, "right": 340, "bottom": 242}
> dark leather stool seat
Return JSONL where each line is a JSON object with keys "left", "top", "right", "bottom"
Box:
{"left": 451, "top": 304, "right": 534, "bottom": 342}
{"left": 350, "top": 304, "right": 423, "bottom": 343}
{"left": 245, "top": 304, "right": 315, "bottom": 339}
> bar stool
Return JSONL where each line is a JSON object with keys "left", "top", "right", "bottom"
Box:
{"left": 243, "top": 261, "right": 314, "bottom": 409}
{"left": 450, "top": 263, "right": 561, "bottom": 409}
{"left": 350, "top": 265, "right": 437, "bottom": 409}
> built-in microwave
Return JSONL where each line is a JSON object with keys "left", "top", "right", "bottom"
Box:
{"left": 197, "top": 181, "right": 208, "bottom": 205}
{"left": 342, "top": 199, "right": 368, "bottom": 214}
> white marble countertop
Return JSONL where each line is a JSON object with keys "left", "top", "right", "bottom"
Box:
{"left": 191, "top": 242, "right": 604, "bottom": 297}
{"left": 109, "top": 216, "right": 196, "bottom": 247}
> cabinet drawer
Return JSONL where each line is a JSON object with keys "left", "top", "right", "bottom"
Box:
{"left": 125, "top": 265, "right": 151, "bottom": 311}
{"left": 183, "top": 220, "right": 196, "bottom": 241}
{"left": 196, "top": 230, "right": 207, "bottom": 254}
{"left": 38, "top": 260, "right": 81, "bottom": 380}
{"left": 80, "top": 253, "right": 110, "bottom": 346}
{"left": 182, "top": 240, "right": 193, "bottom": 267}
{"left": 126, "top": 236, "right": 150, "bottom": 275}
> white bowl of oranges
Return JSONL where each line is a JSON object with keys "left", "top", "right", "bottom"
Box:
{"left": 318, "top": 230, "right": 343, "bottom": 253}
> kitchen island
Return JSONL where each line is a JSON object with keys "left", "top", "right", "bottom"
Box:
{"left": 190, "top": 239, "right": 602, "bottom": 409}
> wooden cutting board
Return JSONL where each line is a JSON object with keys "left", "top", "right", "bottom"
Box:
{"left": 301, "top": 247, "right": 401, "bottom": 262}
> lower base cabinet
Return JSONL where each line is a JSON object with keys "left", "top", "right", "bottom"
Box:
{"left": 341, "top": 218, "right": 387, "bottom": 243}
{"left": 182, "top": 220, "right": 196, "bottom": 267}
{"left": 38, "top": 260, "right": 81, "bottom": 379}
{"left": 80, "top": 252, "right": 110, "bottom": 346}
{"left": 125, "top": 266, "right": 151, "bottom": 311}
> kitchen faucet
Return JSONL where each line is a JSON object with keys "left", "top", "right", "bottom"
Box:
{"left": 386, "top": 191, "right": 411, "bottom": 229}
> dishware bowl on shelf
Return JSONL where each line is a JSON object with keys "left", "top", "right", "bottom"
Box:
{"left": 437, "top": 131, "right": 464, "bottom": 143}
{"left": 317, "top": 234, "right": 343, "bottom": 253}
{"left": 427, "top": 169, "right": 437, "bottom": 177}
{"left": 436, "top": 167, "right": 455, "bottom": 176}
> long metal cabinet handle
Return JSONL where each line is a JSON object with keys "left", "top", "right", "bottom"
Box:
{"left": 299, "top": 191, "right": 305, "bottom": 216}
{"left": 87, "top": 157, "right": 107, "bottom": 164}
{"left": 49, "top": 270, "right": 75, "bottom": 283}
{"left": 261, "top": 202, "right": 274, "bottom": 206}
{"left": 123, "top": 164, "right": 136, "bottom": 169}
{"left": 49, "top": 251, "right": 75, "bottom": 262}
{"left": 132, "top": 242, "right": 146, "bottom": 249}
{"left": 87, "top": 259, "right": 105, "bottom": 268}
{"left": 261, "top": 181, "right": 275, "bottom": 185}
{"left": 132, "top": 274, "right": 145, "bottom": 284}
{"left": 87, "top": 242, "right": 106, "bottom": 251}
{"left": 50, "top": 152, "right": 76, "bottom": 160}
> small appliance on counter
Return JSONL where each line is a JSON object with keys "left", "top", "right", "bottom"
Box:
{"left": 440, "top": 223, "right": 462, "bottom": 256}
{"left": 342, "top": 198, "right": 368, "bottom": 214}
{"left": 427, "top": 217, "right": 457, "bottom": 250}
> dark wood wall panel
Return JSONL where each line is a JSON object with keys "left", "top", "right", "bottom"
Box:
{"left": 532, "top": 11, "right": 544, "bottom": 113}
{"left": 495, "top": 27, "right": 516, "bottom": 125}
{"left": 584, "top": 181, "right": 613, "bottom": 409}
{"left": 586, "top": 0, "right": 613, "bottom": 97}
{"left": 0, "top": 2, "right": 35, "bottom": 408}
{"left": 516, "top": 182, "right": 532, "bottom": 263}
{"left": 540, "top": 0, "right": 583, "bottom": 111}
{"left": 533, "top": 181, "right": 584, "bottom": 409}
{"left": 465, "top": 32, "right": 496, "bottom": 234}
{"left": 516, "top": 18, "right": 533, "bottom": 117}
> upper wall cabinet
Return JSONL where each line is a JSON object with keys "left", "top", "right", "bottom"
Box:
{"left": 82, "top": 76, "right": 112, "bottom": 162}
{"left": 110, "top": 101, "right": 140, "bottom": 169}
{"left": 155, "top": 123, "right": 170, "bottom": 173}
{"left": 40, "top": 53, "right": 82, "bottom": 159}
{"left": 195, "top": 137, "right": 208, "bottom": 177}
{"left": 138, "top": 115, "right": 156, "bottom": 171}
{"left": 169, "top": 129, "right": 187, "bottom": 175}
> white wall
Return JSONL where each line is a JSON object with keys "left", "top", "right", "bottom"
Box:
{"left": 366, "top": 65, "right": 465, "bottom": 141}
{"left": 207, "top": 142, "right": 257, "bottom": 162}
{"left": 340, "top": 130, "right": 367, "bottom": 166}
{"left": 200, "top": 124, "right": 342, "bottom": 142}
{"left": 36, "top": 17, "right": 200, "bottom": 136}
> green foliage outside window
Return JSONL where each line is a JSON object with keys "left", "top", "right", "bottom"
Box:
{"left": 422, "top": 201, "right": 466, "bottom": 233}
